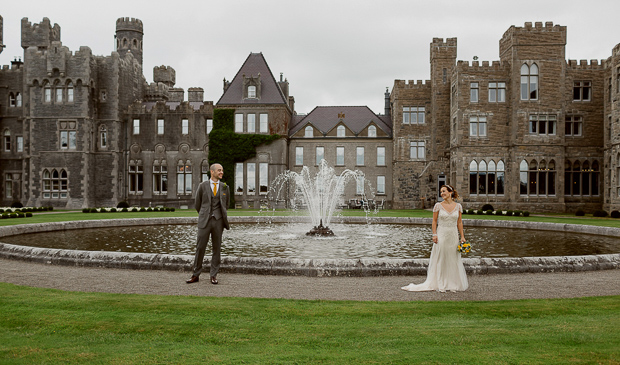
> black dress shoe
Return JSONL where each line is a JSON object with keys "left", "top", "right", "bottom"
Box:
{"left": 186, "top": 276, "right": 199, "bottom": 284}
{"left": 210, "top": 276, "right": 218, "bottom": 285}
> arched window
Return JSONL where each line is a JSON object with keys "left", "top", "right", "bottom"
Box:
{"left": 3, "top": 129, "right": 11, "bottom": 152}
{"left": 566, "top": 160, "right": 599, "bottom": 196}
{"left": 67, "top": 82, "right": 74, "bottom": 102}
{"left": 305, "top": 125, "right": 313, "bottom": 138}
{"left": 128, "top": 160, "right": 144, "bottom": 194}
{"left": 337, "top": 125, "right": 345, "bottom": 137}
{"left": 469, "top": 160, "right": 478, "bottom": 195}
{"left": 520, "top": 158, "right": 555, "bottom": 196}
{"left": 497, "top": 160, "right": 505, "bottom": 195}
{"left": 368, "top": 125, "right": 377, "bottom": 137}
{"left": 519, "top": 160, "right": 528, "bottom": 195}
{"left": 44, "top": 82, "right": 51, "bottom": 102}
{"left": 177, "top": 160, "right": 192, "bottom": 195}
{"left": 520, "top": 63, "right": 538, "bottom": 100}
{"left": 100, "top": 126, "right": 107, "bottom": 148}
{"left": 247, "top": 85, "right": 256, "bottom": 98}
{"left": 9, "top": 93, "right": 16, "bottom": 107}
{"left": 42, "top": 168, "right": 68, "bottom": 199}
{"left": 153, "top": 160, "right": 169, "bottom": 194}
{"left": 469, "top": 159, "right": 505, "bottom": 196}
{"left": 15, "top": 93, "right": 22, "bottom": 107}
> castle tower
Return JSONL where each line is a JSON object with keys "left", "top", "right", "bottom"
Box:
{"left": 115, "top": 17, "right": 143, "bottom": 66}
{"left": 153, "top": 65, "right": 175, "bottom": 87}
{"left": 21, "top": 17, "right": 61, "bottom": 51}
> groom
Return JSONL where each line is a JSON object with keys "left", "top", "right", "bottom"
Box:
{"left": 186, "top": 163, "right": 230, "bottom": 285}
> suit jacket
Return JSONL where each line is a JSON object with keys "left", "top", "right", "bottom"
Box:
{"left": 195, "top": 180, "right": 230, "bottom": 230}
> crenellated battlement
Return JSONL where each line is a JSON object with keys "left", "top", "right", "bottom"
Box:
{"left": 456, "top": 60, "right": 509, "bottom": 72}
{"left": 21, "top": 17, "right": 61, "bottom": 50}
{"left": 613, "top": 43, "right": 620, "bottom": 56}
{"left": 153, "top": 65, "right": 175, "bottom": 87}
{"left": 500, "top": 21, "right": 566, "bottom": 42}
{"left": 393, "top": 79, "right": 431, "bottom": 89}
{"left": 566, "top": 59, "right": 605, "bottom": 70}
{"left": 144, "top": 82, "right": 170, "bottom": 102}
{"left": 116, "top": 17, "right": 143, "bottom": 34}
{"left": 430, "top": 37, "right": 457, "bottom": 61}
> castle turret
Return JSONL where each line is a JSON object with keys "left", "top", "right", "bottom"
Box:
{"left": 21, "top": 17, "right": 61, "bottom": 51}
{"left": 153, "top": 65, "right": 175, "bottom": 87}
{"left": 115, "top": 17, "right": 143, "bottom": 66}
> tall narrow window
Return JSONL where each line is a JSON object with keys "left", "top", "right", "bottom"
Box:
{"left": 259, "top": 114, "right": 268, "bottom": 133}
{"left": 573, "top": 81, "right": 591, "bottom": 101}
{"left": 565, "top": 116, "right": 583, "bottom": 136}
{"left": 158, "top": 119, "right": 165, "bottom": 135}
{"left": 9, "top": 93, "right": 16, "bottom": 107}
{"left": 67, "top": 82, "right": 74, "bottom": 102}
{"left": 235, "top": 163, "right": 244, "bottom": 195}
{"left": 3, "top": 130, "right": 10, "bottom": 152}
{"left": 356, "top": 147, "right": 364, "bottom": 166}
{"left": 16, "top": 93, "right": 22, "bottom": 107}
{"left": 4, "top": 174, "right": 12, "bottom": 199}
{"left": 376, "top": 176, "right": 385, "bottom": 195}
{"left": 368, "top": 125, "right": 377, "bottom": 137}
{"left": 259, "top": 163, "right": 268, "bottom": 195}
{"left": 100, "top": 126, "right": 107, "bottom": 148}
{"left": 295, "top": 146, "right": 303, "bottom": 166}
{"left": 469, "top": 116, "right": 487, "bottom": 137}
{"left": 470, "top": 82, "right": 479, "bottom": 102}
{"left": 520, "top": 63, "right": 538, "bottom": 100}
{"left": 56, "top": 87, "right": 63, "bottom": 103}
{"left": 410, "top": 141, "right": 425, "bottom": 159}
{"left": 488, "top": 82, "right": 506, "bottom": 102}
{"left": 377, "top": 146, "right": 386, "bottom": 166}
{"left": 337, "top": 125, "right": 345, "bottom": 137}
{"left": 16, "top": 136, "right": 23, "bottom": 153}
{"left": 336, "top": 146, "right": 344, "bottom": 166}
{"left": 356, "top": 176, "right": 364, "bottom": 195}
{"left": 153, "top": 163, "right": 168, "bottom": 194}
{"left": 60, "top": 130, "right": 77, "bottom": 150}
{"left": 316, "top": 146, "right": 324, "bottom": 165}
{"left": 42, "top": 169, "right": 68, "bottom": 199}
{"left": 129, "top": 163, "right": 144, "bottom": 194}
{"left": 201, "top": 162, "right": 210, "bottom": 182}
{"left": 247, "top": 85, "right": 256, "bottom": 98}
{"left": 133, "top": 119, "right": 140, "bottom": 135}
{"left": 305, "top": 126, "right": 313, "bottom": 137}
{"left": 246, "top": 163, "right": 256, "bottom": 195}
{"left": 176, "top": 161, "right": 192, "bottom": 195}
{"left": 182, "top": 119, "right": 189, "bottom": 135}
{"left": 247, "top": 114, "right": 255, "bottom": 133}
{"left": 44, "top": 84, "right": 51, "bottom": 102}
{"left": 235, "top": 114, "right": 243, "bottom": 133}
{"left": 206, "top": 119, "right": 213, "bottom": 134}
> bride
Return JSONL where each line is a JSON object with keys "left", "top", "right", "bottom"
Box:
{"left": 401, "top": 185, "right": 468, "bottom": 292}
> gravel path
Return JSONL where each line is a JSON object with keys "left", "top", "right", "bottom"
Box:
{"left": 1, "top": 258, "right": 619, "bottom": 301}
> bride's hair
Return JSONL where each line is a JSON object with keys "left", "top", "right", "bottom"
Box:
{"left": 441, "top": 184, "right": 459, "bottom": 200}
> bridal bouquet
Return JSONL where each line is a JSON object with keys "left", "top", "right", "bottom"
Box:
{"left": 458, "top": 241, "right": 471, "bottom": 253}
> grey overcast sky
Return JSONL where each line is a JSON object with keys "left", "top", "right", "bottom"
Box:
{"left": 1, "top": 0, "right": 619, "bottom": 114}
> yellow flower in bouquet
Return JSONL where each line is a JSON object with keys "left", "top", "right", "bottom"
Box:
{"left": 458, "top": 241, "right": 471, "bottom": 253}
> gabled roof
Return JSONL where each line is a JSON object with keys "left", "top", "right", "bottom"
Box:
{"left": 216, "top": 53, "right": 288, "bottom": 106}
{"left": 289, "top": 106, "right": 392, "bottom": 137}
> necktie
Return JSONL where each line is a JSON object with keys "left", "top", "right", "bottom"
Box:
{"left": 213, "top": 182, "right": 217, "bottom": 196}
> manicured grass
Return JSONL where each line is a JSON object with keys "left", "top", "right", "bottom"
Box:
{"left": 0, "top": 283, "right": 618, "bottom": 364}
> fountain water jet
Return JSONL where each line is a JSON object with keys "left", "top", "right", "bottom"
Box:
{"left": 272, "top": 160, "right": 365, "bottom": 236}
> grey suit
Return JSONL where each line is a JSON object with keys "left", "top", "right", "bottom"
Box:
{"left": 191, "top": 179, "right": 230, "bottom": 278}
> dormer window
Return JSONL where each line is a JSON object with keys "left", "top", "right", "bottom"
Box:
{"left": 305, "top": 126, "right": 313, "bottom": 138}
{"left": 368, "top": 125, "right": 377, "bottom": 137}
{"left": 248, "top": 86, "right": 257, "bottom": 98}
{"left": 337, "top": 125, "right": 345, "bottom": 137}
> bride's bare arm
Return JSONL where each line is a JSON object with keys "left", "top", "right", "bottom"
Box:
{"left": 432, "top": 210, "right": 439, "bottom": 243}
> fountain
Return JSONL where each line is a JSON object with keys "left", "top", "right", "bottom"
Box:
{"left": 272, "top": 160, "right": 365, "bottom": 236}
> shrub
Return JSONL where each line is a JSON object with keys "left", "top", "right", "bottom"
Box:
{"left": 11, "top": 201, "right": 23, "bottom": 208}
{"left": 575, "top": 209, "right": 585, "bottom": 216}
{"left": 25, "top": 212, "right": 33, "bottom": 217}
{"left": 611, "top": 210, "right": 620, "bottom": 219}
{"left": 476, "top": 210, "right": 484, "bottom": 215}
{"left": 99, "top": 208, "right": 107, "bottom": 213}
{"left": 168, "top": 207, "right": 175, "bottom": 212}
{"left": 523, "top": 211, "right": 530, "bottom": 217}
{"left": 1, "top": 214, "right": 8, "bottom": 219}
{"left": 505, "top": 210, "right": 513, "bottom": 216}
{"left": 140, "top": 207, "right": 147, "bottom": 212}
{"left": 122, "top": 208, "right": 128, "bottom": 212}
{"left": 485, "top": 210, "right": 493, "bottom": 215}
{"left": 10, "top": 213, "right": 18, "bottom": 218}
{"left": 82, "top": 208, "right": 90, "bottom": 213}
{"left": 131, "top": 207, "right": 139, "bottom": 212}
{"left": 592, "top": 210, "right": 608, "bottom": 218}
{"left": 110, "top": 207, "right": 117, "bottom": 212}
{"left": 0, "top": 209, "right": 4, "bottom": 213}
{"left": 481, "top": 204, "right": 494, "bottom": 212}
{"left": 117, "top": 201, "right": 130, "bottom": 208}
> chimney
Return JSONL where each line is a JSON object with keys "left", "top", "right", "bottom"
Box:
{"left": 384, "top": 87, "right": 391, "bottom": 116}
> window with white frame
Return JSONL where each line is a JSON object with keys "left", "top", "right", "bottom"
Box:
{"left": 235, "top": 163, "right": 244, "bottom": 195}
{"left": 44, "top": 84, "right": 51, "bottom": 102}
{"left": 316, "top": 146, "right": 324, "bottom": 165}
{"left": 3, "top": 130, "right": 10, "bottom": 152}
{"left": 376, "top": 176, "right": 385, "bottom": 195}
{"left": 520, "top": 159, "right": 556, "bottom": 196}
{"left": 336, "top": 146, "right": 344, "bottom": 166}
{"left": 153, "top": 162, "right": 168, "bottom": 194}
{"left": 67, "top": 82, "right": 73, "bottom": 102}
{"left": 42, "top": 168, "right": 68, "bottom": 199}
{"left": 470, "top": 82, "right": 479, "bottom": 103}
{"left": 9, "top": 93, "right": 16, "bottom": 107}
{"left": 377, "top": 146, "right": 386, "bottom": 166}
{"left": 573, "top": 81, "right": 591, "bottom": 101}
{"left": 206, "top": 119, "right": 213, "bottom": 134}
{"left": 337, "top": 125, "right": 345, "bottom": 137}
{"left": 201, "top": 162, "right": 210, "bottom": 182}
{"left": 158, "top": 119, "right": 164, "bottom": 135}
{"left": 129, "top": 161, "right": 144, "bottom": 195}
{"left": 356, "top": 176, "right": 364, "bottom": 195}
{"left": 565, "top": 159, "right": 599, "bottom": 196}
{"left": 529, "top": 114, "right": 556, "bottom": 135}
{"left": 5, "top": 174, "right": 12, "bottom": 198}
{"left": 403, "top": 107, "right": 425, "bottom": 124}
{"left": 100, "top": 126, "right": 107, "bottom": 148}
{"left": 520, "top": 63, "right": 539, "bottom": 100}
{"left": 182, "top": 119, "right": 189, "bottom": 135}
{"left": 356, "top": 147, "right": 364, "bottom": 166}
{"left": 469, "top": 159, "right": 505, "bottom": 196}
{"left": 469, "top": 116, "right": 487, "bottom": 137}
{"left": 59, "top": 122, "right": 77, "bottom": 150}
{"left": 259, "top": 163, "right": 268, "bottom": 195}
{"left": 235, "top": 114, "right": 243, "bottom": 133}
{"left": 248, "top": 85, "right": 257, "bottom": 98}
{"left": 133, "top": 119, "right": 140, "bottom": 135}
{"left": 176, "top": 161, "right": 192, "bottom": 195}
{"left": 305, "top": 126, "right": 313, "bottom": 137}
{"left": 16, "top": 92, "right": 22, "bottom": 107}
{"left": 295, "top": 146, "right": 303, "bottom": 165}
{"left": 565, "top": 116, "right": 583, "bottom": 136}
{"left": 409, "top": 141, "right": 425, "bottom": 160}
{"left": 247, "top": 114, "right": 256, "bottom": 133}
{"left": 247, "top": 163, "right": 256, "bottom": 195}
{"left": 259, "top": 114, "right": 268, "bottom": 133}
{"left": 368, "top": 125, "right": 376, "bottom": 137}
{"left": 56, "top": 85, "right": 63, "bottom": 103}
{"left": 16, "top": 136, "right": 23, "bottom": 153}
{"left": 489, "top": 82, "right": 506, "bottom": 102}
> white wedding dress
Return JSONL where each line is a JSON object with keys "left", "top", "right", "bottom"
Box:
{"left": 401, "top": 202, "right": 468, "bottom": 292}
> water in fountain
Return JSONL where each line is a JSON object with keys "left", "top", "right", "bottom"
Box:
{"left": 271, "top": 160, "right": 366, "bottom": 235}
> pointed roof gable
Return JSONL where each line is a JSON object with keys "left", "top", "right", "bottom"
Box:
{"left": 289, "top": 106, "right": 392, "bottom": 137}
{"left": 216, "top": 53, "right": 288, "bottom": 106}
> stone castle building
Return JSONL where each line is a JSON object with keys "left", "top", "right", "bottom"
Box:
{"left": 1, "top": 16, "right": 619, "bottom": 213}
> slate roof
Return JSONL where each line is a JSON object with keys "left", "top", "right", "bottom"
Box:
{"left": 216, "top": 53, "right": 288, "bottom": 106}
{"left": 289, "top": 106, "right": 392, "bottom": 137}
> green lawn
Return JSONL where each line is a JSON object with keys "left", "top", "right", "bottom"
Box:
{"left": 1, "top": 210, "right": 619, "bottom": 363}
{"left": 1, "top": 283, "right": 618, "bottom": 364}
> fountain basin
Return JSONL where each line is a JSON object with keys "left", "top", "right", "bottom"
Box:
{"left": 0, "top": 217, "right": 619, "bottom": 276}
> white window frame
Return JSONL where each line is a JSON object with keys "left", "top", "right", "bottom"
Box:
{"left": 469, "top": 116, "right": 487, "bottom": 137}
{"left": 470, "top": 82, "right": 479, "bottom": 103}
{"left": 133, "top": 119, "right": 140, "bottom": 135}
{"left": 235, "top": 163, "right": 244, "bottom": 195}
{"left": 356, "top": 147, "right": 364, "bottom": 166}
{"left": 235, "top": 113, "right": 244, "bottom": 133}
{"left": 488, "top": 82, "right": 506, "bottom": 102}
{"left": 206, "top": 119, "right": 213, "bottom": 134}
{"left": 259, "top": 114, "right": 268, "bottom": 133}
{"left": 529, "top": 114, "right": 556, "bottom": 135}
{"left": 337, "top": 125, "right": 345, "bottom": 137}
{"left": 247, "top": 163, "right": 256, "bottom": 195}
{"left": 336, "top": 146, "right": 344, "bottom": 166}
{"left": 158, "top": 119, "right": 165, "bottom": 135}
{"left": 409, "top": 141, "right": 425, "bottom": 160}
{"left": 182, "top": 119, "right": 189, "bottom": 135}
{"left": 247, "top": 114, "right": 256, "bottom": 133}
{"left": 316, "top": 146, "right": 324, "bottom": 166}
{"left": 520, "top": 63, "right": 539, "bottom": 101}
{"left": 295, "top": 146, "right": 303, "bottom": 166}
{"left": 259, "top": 163, "right": 268, "bottom": 195}
{"left": 565, "top": 116, "right": 583, "bottom": 137}
{"left": 377, "top": 146, "right": 386, "bottom": 166}
{"left": 376, "top": 176, "right": 385, "bottom": 195}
